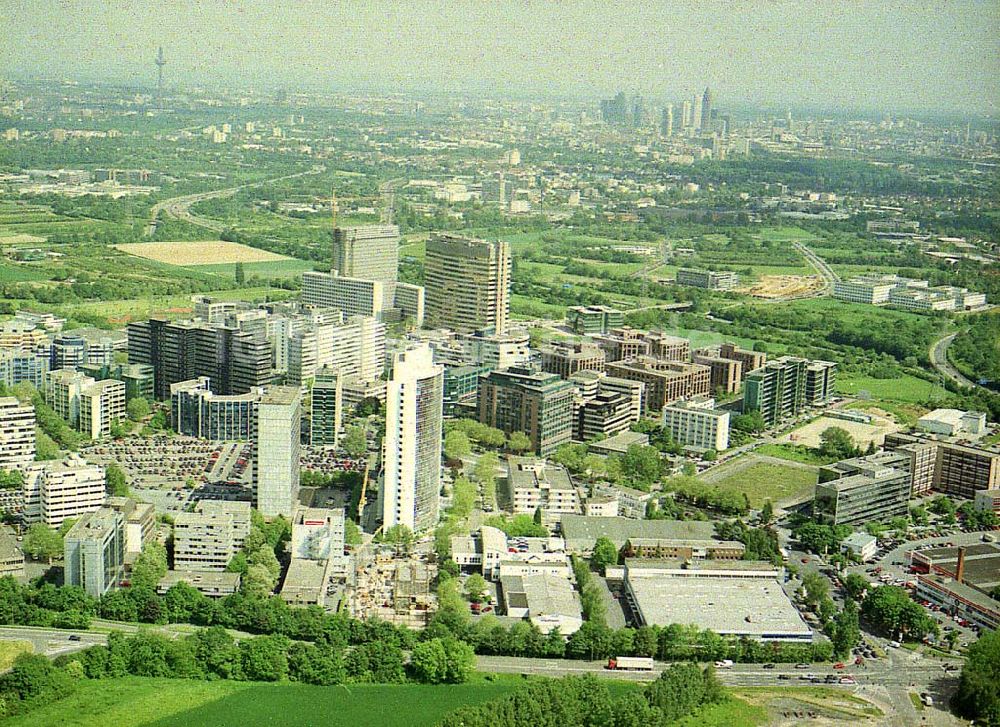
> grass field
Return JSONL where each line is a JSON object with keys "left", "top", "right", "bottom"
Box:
{"left": 843, "top": 399, "right": 929, "bottom": 427}
{"left": 191, "top": 258, "right": 320, "bottom": 279}
{"left": 672, "top": 696, "right": 767, "bottom": 727}
{"left": 2, "top": 677, "right": 525, "bottom": 727}
{"left": 115, "top": 240, "right": 290, "bottom": 266}
{"left": 756, "top": 443, "right": 838, "bottom": 466}
{"left": 0, "top": 640, "right": 33, "bottom": 670}
{"left": 836, "top": 373, "right": 948, "bottom": 403}
{"left": 710, "top": 461, "right": 818, "bottom": 508}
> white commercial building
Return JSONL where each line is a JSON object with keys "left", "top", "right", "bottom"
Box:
{"left": 505, "top": 457, "right": 582, "bottom": 521}
{"left": 292, "top": 507, "right": 346, "bottom": 561}
{"left": 64, "top": 507, "right": 125, "bottom": 597}
{"left": 459, "top": 328, "right": 531, "bottom": 370}
{"left": 173, "top": 500, "right": 251, "bottom": 572}
{"left": 661, "top": 397, "right": 730, "bottom": 451}
{"left": 253, "top": 387, "right": 301, "bottom": 518}
{"left": 916, "top": 409, "right": 987, "bottom": 437}
{"left": 332, "top": 225, "right": 400, "bottom": 283}
{"left": 381, "top": 344, "right": 444, "bottom": 532}
{"left": 0, "top": 397, "right": 35, "bottom": 470}
{"left": 832, "top": 279, "right": 895, "bottom": 305}
{"left": 26, "top": 457, "right": 106, "bottom": 528}
{"left": 288, "top": 314, "right": 385, "bottom": 385}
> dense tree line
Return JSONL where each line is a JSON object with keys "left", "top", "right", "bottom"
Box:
{"left": 953, "top": 629, "right": 1000, "bottom": 725}
{"left": 440, "top": 666, "right": 726, "bottom": 727}
{"left": 950, "top": 314, "right": 1000, "bottom": 387}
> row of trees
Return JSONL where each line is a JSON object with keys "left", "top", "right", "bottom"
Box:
{"left": 441, "top": 666, "right": 726, "bottom": 727}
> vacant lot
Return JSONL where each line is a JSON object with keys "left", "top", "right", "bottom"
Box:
{"left": 778, "top": 413, "right": 900, "bottom": 449}
{"left": 3, "top": 677, "right": 522, "bottom": 727}
{"left": 837, "top": 373, "right": 948, "bottom": 403}
{"left": 738, "top": 274, "right": 823, "bottom": 299}
{"left": 116, "top": 240, "right": 290, "bottom": 266}
{"left": 706, "top": 458, "right": 818, "bottom": 508}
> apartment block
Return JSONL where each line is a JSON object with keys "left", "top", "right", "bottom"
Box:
{"left": 477, "top": 368, "right": 575, "bottom": 456}
{"left": 604, "top": 357, "right": 711, "bottom": 412}
{"left": 310, "top": 367, "right": 342, "bottom": 447}
{"left": 33, "top": 457, "right": 106, "bottom": 528}
{"left": 64, "top": 507, "right": 125, "bottom": 597}
{"left": 0, "top": 347, "right": 48, "bottom": 389}
{"left": 0, "top": 397, "right": 35, "bottom": 470}
{"left": 884, "top": 433, "right": 1000, "bottom": 499}
{"left": 718, "top": 342, "right": 766, "bottom": 373}
{"left": 44, "top": 368, "right": 92, "bottom": 428}
{"left": 705, "top": 351, "right": 748, "bottom": 393}
{"left": 662, "top": 397, "right": 730, "bottom": 451}
{"left": 505, "top": 457, "right": 581, "bottom": 520}
{"left": 78, "top": 379, "right": 126, "bottom": 439}
{"left": 173, "top": 500, "right": 251, "bottom": 571}
{"left": 743, "top": 356, "right": 835, "bottom": 427}
{"left": 567, "top": 306, "right": 624, "bottom": 335}
{"left": 539, "top": 341, "right": 605, "bottom": 379}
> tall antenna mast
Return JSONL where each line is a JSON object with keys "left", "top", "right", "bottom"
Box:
{"left": 155, "top": 47, "right": 166, "bottom": 107}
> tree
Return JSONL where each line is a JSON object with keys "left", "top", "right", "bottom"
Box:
{"left": 591, "top": 537, "right": 619, "bottom": 573}
{"left": 410, "top": 638, "right": 448, "bottom": 684}
{"left": 242, "top": 564, "right": 276, "bottom": 599}
{"left": 234, "top": 262, "right": 246, "bottom": 285}
{"left": 381, "top": 524, "right": 414, "bottom": 550}
{"left": 617, "top": 444, "right": 663, "bottom": 489}
{"left": 953, "top": 629, "right": 1000, "bottom": 725}
{"left": 760, "top": 499, "right": 774, "bottom": 526}
{"left": 443, "top": 430, "right": 471, "bottom": 462}
{"left": 802, "top": 571, "right": 830, "bottom": 607}
{"left": 130, "top": 541, "right": 168, "bottom": 590}
{"left": 22, "top": 523, "right": 62, "bottom": 563}
{"left": 105, "top": 462, "right": 128, "bottom": 497}
{"left": 861, "top": 585, "right": 937, "bottom": 640}
{"left": 732, "top": 410, "right": 766, "bottom": 434}
{"left": 818, "top": 427, "right": 857, "bottom": 460}
{"left": 506, "top": 431, "right": 532, "bottom": 454}
{"left": 702, "top": 449, "right": 717, "bottom": 462}
{"left": 464, "top": 573, "right": 487, "bottom": 604}
{"left": 473, "top": 452, "right": 500, "bottom": 509}
{"left": 341, "top": 425, "right": 367, "bottom": 458}
{"left": 126, "top": 397, "right": 150, "bottom": 422}
{"left": 830, "top": 600, "right": 860, "bottom": 657}
{"left": 842, "top": 572, "right": 870, "bottom": 601}
{"left": 440, "top": 637, "right": 475, "bottom": 683}
{"left": 239, "top": 635, "right": 289, "bottom": 681}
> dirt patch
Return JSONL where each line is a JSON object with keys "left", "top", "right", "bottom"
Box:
{"left": 115, "top": 240, "right": 289, "bottom": 265}
{"left": 779, "top": 414, "right": 901, "bottom": 449}
{"left": 738, "top": 275, "right": 823, "bottom": 299}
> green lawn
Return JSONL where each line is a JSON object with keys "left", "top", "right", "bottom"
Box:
{"left": 756, "top": 443, "right": 838, "bottom": 466}
{"left": 710, "top": 461, "right": 818, "bottom": 507}
{"left": 0, "top": 640, "right": 33, "bottom": 670}
{"left": 672, "top": 696, "right": 767, "bottom": 727}
{"left": 0, "top": 261, "right": 50, "bottom": 282}
{"left": 836, "top": 373, "right": 948, "bottom": 403}
{"left": 6, "top": 678, "right": 524, "bottom": 727}
{"left": 189, "top": 258, "right": 321, "bottom": 279}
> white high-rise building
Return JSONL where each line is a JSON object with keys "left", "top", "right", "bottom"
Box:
{"left": 253, "top": 387, "right": 301, "bottom": 518}
{"left": 78, "top": 379, "right": 126, "bottom": 440}
{"left": 381, "top": 344, "right": 444, "bottom": 532}
{"left": 681, "top": 99, "right": 692, "bottom": 129}
{"left": 332, "top": 225, "right": 400, "bottom": 283}
{"left": 25, "top": 457, "right": 106, "bottom": 528}
{"left": 288, "top": 315, "right": 385, "bottom": 385}
{"left": 692, "top": 94, "right": 703, "bottom": 131}
{"left": 0, "top": 397, "right": 35, "bottom": 470}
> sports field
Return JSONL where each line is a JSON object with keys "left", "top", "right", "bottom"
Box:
{"left": 115, "top": 240, "right": 290, "bottom": 266}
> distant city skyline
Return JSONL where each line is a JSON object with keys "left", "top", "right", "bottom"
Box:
{"left": 1, "top": 1, "right": 997, "bottom": 114}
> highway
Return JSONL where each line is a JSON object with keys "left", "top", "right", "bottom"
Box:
{"left": 930, "top": 332, "right": 979, "bottom": 390}
{"left": 793, "top": 240, "right": 840, "bottom": 289}
{"left": 146, "top": 167, "right": 324, "bottom": 236}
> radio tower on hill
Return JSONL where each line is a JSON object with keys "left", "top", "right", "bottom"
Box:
{"left": 155, "top": 47, "right": 166, "bottom": 107}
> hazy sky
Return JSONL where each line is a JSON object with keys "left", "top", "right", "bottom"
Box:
{"left": 2, "top": 1, "right": 998, "bottom": 113}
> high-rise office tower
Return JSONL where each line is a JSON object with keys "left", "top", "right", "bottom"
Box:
{"left": 661, "top": 104, "right": 674, "bottom": 137}
{"left": 0, "top": 396, "right": 35, "bottom": 470}
{"left": 310, "top": 367, "right": 342, "bottom": 447}
{"left": 381, "top": 344, "right": 444, "bottom": 532}
{"left": 424, "top": 234, "right": 512, "bottom": 334}
{"left": 681, "top": 100, "right": 692, "bottom": 129}
{"left": 701, "top": 88, "right": 713, "bottom": 131}
{"left": 253, "top": 387, "right": 301, "bottom": 518}
{"left": 332, "top": 225, "right": 400, "bottom": 283}
{"left": 692, "top": 94, "right": 703, "bottom": 131}
{"left": 477, "top": 368, "right": 575, "bottom": 456}
{"left": 631, "top": 95, "right": 647, "bottom": 127}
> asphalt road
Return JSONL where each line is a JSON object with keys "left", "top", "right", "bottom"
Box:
{"left": 930, "top": 332, "right": 978, "bottom": 390}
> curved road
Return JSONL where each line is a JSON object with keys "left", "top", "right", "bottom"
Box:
{"left": 793, "top": 240, "right": 839, "bottom": 289}
{"left": 930, "top": 332, "right": 978, "bottom": 390}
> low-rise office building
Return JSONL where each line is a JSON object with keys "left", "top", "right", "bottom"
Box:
{"left": 662, "top": 397, "right": 730, "bottom": 451}
{"left": 539, "top": 341, "right": 605, "bottom": 379}
{"left": 0, "top": 531, "right": 25, "bottom": 579}
{"left": 676, "top": 268, "right": 739, "bottom": 290}
{"left": 505, "top": 457, "right": 581, "bottom": 521}
{"left": 815, "top": 452, "right": 912, "bottom": 526}
{"left": 105, "top": 497, "right": 155, "bottom": 556}
{"left": 157, "top": 569, "right": 241, "bottom": 598}
{"left": 605, "top": 358, "right": 711, "bottom": 412}
{"left": 567, "top": 306, "right": 624, "bottom": 335}
{"left": 173, "top": 500, "right": 251, "bottom": 572}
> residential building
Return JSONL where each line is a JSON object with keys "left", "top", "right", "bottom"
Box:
{"left": 815, "top": 452, "right": 912, "bottom": 526}
{"left": 78, "top": 379, "right": 126, "bottom": 439}
{"left": 332, "top": 225, "right": 399, "bottom": 283}
{"left": 173, "top": 500, "right": 251, "bottom": 571}
{"left": 310, "top": 367, "right": 342, "bottom": 447}
{"left": 605, "top": 358, "right": 711, "bottom": 412}
{"left": 0, "top": 397, "right": 35, "bottom": 470}
{"left": 424, "top": 234, "right": 512, "bottom": 334}
{"left": 105, "top": 496, "right": 155, "bottom": 556}
{"left": 662, "top": 397, "right": 730, "bottom": 451}
{"left": 253, "top": 387, "right": 301, "bottom": 518}
{"left": 692, "top": 352, "right": 743, "bottom": 395}
{"left": 32, "top": 457, "right": 105, "bottom": 528}
{"left": 567, "top": 306, "right": 624, "bottom": 335}
{"left": 477, "top": 368, "right": 575, "bottom": 455}
{"left": 718, "top": 342, "right": 766, "bottom": 373}
{"left": 743, "top": 356, "right": 835, "bottom": 427}
{"left": 381, "top": 344, "right": 444, "bottom": 532}
{"left": 44, "top": 368, "right": 92, "bottom": 428}
{"left": 505, "top": 457, "right": 581, "bottom": 521}
{"left": 64, "top": 507, "right": 125, "bottom": 597}
{"left": 539, "top": 341, "right": 605, "bottom": 379}
{"left": 0, "top": 347, "right": 48, "bottom": 389}
{"left": 676, "top": 268, "right": 739, "bottom": 290}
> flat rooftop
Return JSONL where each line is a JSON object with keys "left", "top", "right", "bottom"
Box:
{"left": 913, "top": 543, "right": 1000, "bottom": 592}
{"left": 561, "top": 515, "right": 716, "bottom": 549}
{"left": 627, "top": 572, "right": 811, "bottom": 640}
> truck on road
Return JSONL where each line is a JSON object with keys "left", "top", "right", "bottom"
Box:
{"left": 607, "top": 656, "right": 655, "bottom": 671}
